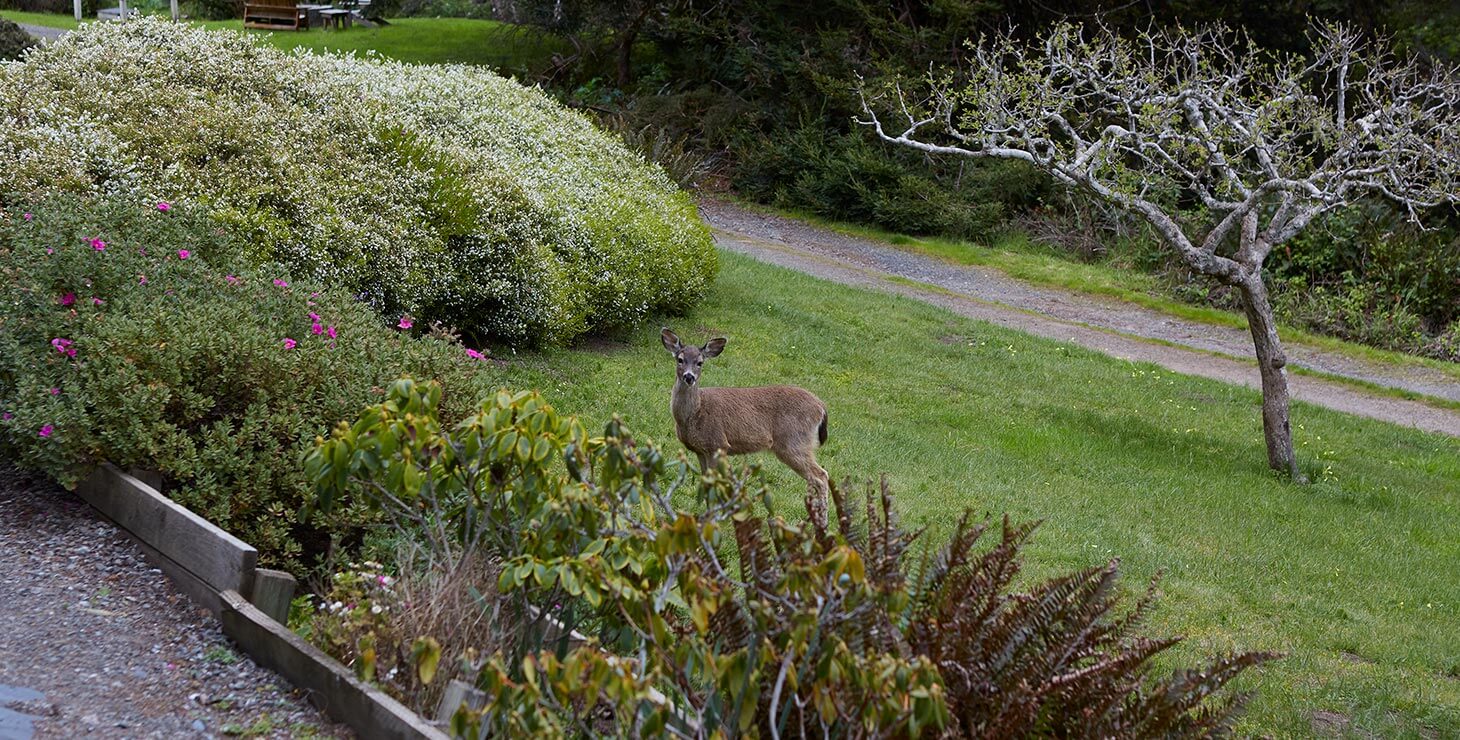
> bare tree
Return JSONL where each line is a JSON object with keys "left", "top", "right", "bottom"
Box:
{"left": 858, "top": 23, "right": 1460, "bottom": 479}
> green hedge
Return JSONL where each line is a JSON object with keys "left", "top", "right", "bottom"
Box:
{"left": 0, "top": 197, "right": 503, "bottom": 571}
{"left": 0, "top": 18, "right": 716, "bottom": 345}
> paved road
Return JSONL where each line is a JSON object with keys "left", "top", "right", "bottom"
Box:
{"left": 702, "top": 199, "right": 1460, "bottom": 438}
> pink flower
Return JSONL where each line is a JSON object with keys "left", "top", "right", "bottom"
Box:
{"left": 273, "top": 279, "right": 289, "bottom": 288}
{"left": 49, "top": 387, "right": 60, "bottom": 396}
{"left": 138, "top": 275, "right": 147, "bottom": 285}
{"left": 157, "top": 202, "right": 171, "bottom": 212}
{"left": 2, "top": 412, "right": 12, "bottom": 420}
{"left": 23, "top": 213, "right": 32, "bottom": 221}
{"left": 282, "top": 338, "right": 297, "bottom": 350}
{"left": 38, "top": 425, "right": 53, "bottom": 438}
{"left": 177, "top": 249, "right": 190, "bottom": 260}
{"left": 51, "top": 338, "right": 76, "bottom": 358}
{"left": 465, "top": 348, "right": 486, "bottom": 361}
{"left": 326, "top": 325, "right": 337, "bottom": 339}
{"left": 311, "top": 321, "right": 323, "bottom": 336}
{"left": 308, "top": 312, "right": 320, "bottom": 322}
{"left": 89, "top": 238, "right": 106, "bottom": 251}
{"left": 59, "top": 292, "right": 76, "bottom": 307}
{"left": 397, "top": 316, "right": 413, "bottom": 330}
{"left": 92, "top": 297, "right": 104, "bottom": 306}
{"left": 225, "top": 275, "right": 239, "bottom": 285}
{"left": 45, "top": 248, "right": 53, "bottom": 255}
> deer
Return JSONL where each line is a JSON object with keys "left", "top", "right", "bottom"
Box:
{"left": 660, "top": 327, "right": 831, "bottom": 531}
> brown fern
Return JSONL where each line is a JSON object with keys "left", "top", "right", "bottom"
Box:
{"left": 826, "top": 484, "right": 1277, "bottom": 739}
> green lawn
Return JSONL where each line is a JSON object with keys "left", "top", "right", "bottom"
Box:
{"left": 484, "top": 250, "right": 1459, "bottom": 737}
{"left": 2, "top": 9, "right": 80, "bottom": 29}
{"left": 3, "top": 11, "right": 562, "bottom": 70}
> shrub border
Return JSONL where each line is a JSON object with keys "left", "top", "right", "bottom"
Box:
{"left": 74, "top": 463, "right": 448, "bottom": 740}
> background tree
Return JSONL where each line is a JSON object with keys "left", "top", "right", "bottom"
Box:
{"left": 859, "top": 23, "right": 1460, "bottom": 478}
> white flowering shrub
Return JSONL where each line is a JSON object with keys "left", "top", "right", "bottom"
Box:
{"left": 0, "top": 18, "right": 716, "bottom": 344}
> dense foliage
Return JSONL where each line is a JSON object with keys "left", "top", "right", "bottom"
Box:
{"left": 0, "top": 197, "right": 506, "bottom": 571}
{"left": 1267, "top": 206, "right": 1460, "bottom": 359}
{"left": 308, "top": 379, "right": 1275, "bottom": 737}
{"left": 0, "top": 18, "right": 716, "bottom": 345}
{"left": 0, "top": 17, "right": 35, "bottom": 61}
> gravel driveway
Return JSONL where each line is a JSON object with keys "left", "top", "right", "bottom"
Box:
{"left": 13, "top": 22, "right": 66, "bottom": 43}
{"left": 702, "top": 198, "right": 1460, "bottom": 438}
{"left": 0, "top": 465, "right": 348, "bottom": 739}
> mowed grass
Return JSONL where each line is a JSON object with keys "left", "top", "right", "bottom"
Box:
{"left": 2, "top": 12, "right": 562, "bottom": 71}
{"left": 486, "top": 251, "right": 1460, "bottom": 737}
{"left": 200, "top": 17, "right": 564, "bottom": 70}
{"left": 2, "top": 9, "right": 80, "bottom": 28}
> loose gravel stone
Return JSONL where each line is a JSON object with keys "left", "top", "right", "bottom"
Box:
{"left": 0, "top": 465, "right": 350, "bottom": 739}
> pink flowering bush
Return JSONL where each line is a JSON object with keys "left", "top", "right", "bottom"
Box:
{"left": 0, "top": 197, "right": 505, "bottom": 571}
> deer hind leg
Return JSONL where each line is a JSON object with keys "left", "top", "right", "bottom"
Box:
{"left": 774, "top": 444, "right": 830, "bottom": 534}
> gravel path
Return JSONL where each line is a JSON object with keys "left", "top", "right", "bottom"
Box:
{"left": 701, "top": 198, "right": 1460, "bottom": 438}
{"left": 0, "top": 466, "right": 349, "bottom": 739}
{"left": 15, "top": 23, "right": 66, "bottom": 43}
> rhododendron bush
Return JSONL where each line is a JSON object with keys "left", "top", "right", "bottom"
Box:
{"left": 0, "top": 197, "right": 504, "bottom": 570}
{"left": 0, "top": 18, "right": 716, "bottom": 344}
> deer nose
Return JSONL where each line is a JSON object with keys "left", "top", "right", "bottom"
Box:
{"left": 682, "top": 372, "right": 696, "bottom": 385}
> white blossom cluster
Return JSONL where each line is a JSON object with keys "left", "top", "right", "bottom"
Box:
{"left": 0, "top": 18, "right": 717, "bottom": 343}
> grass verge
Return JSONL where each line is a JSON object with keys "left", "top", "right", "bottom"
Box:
{"left": 883, "top": 272, "right": 1460, "bottom": 413}
{"left": 487, "top": 250, "right": 1460, "bottom": 737}
{"left": 737, "top": 199, "right": 1460, "bottom": 384}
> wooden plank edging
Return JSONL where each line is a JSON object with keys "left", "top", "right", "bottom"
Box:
{"left": 220, "top": 590, "right": 448, "bottom": 740}
{"left": 75, "top": 463, "right": 449, "bottom": 739}
{"left": 76, "top": 463, "right": 257, "bottom": 597}
{"left": 75, "top": 463, "right": 697, "bottom": 737}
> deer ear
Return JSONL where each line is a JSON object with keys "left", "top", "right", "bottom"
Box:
{"left": 661, "top": 328, "right": 683, "bottom": 354}
{"left": 702, "top": 337, "right": 727, "bottom": 358}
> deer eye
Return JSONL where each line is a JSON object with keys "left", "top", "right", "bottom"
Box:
{"left": 696, "top": 361, "right": 703, "bottom": 367}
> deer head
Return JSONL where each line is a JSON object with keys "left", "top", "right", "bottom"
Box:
{"left": 661, "top": 328, "right": 726, "bottom": 387}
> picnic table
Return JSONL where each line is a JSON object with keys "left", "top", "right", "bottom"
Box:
{"left": 296, "top": 3, "right": 330, "bottom": 27}
{"left": 317, "top": 7, "right": 352, "bottom": 29}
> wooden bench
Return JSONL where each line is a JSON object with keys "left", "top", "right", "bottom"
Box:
{"left": 243, "top": 0, "right": 307, "bottom": 30}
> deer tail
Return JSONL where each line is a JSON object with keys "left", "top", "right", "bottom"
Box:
{"left": 818, "top": 411, "right": 828, "bottom": 446}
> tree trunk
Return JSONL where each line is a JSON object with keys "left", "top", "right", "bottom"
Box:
{"left": 1237, "top": 275, "right": 1305, "bottom": 481}
{"left": 614, "top": 2, "right": 654, "bottom": 87}
{"left": 616, "top": 36, "right": 634, "bottom": 87}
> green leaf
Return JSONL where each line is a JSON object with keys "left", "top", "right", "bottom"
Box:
{"left": 411, "top": 636, "right": 442, "bottom": 685}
